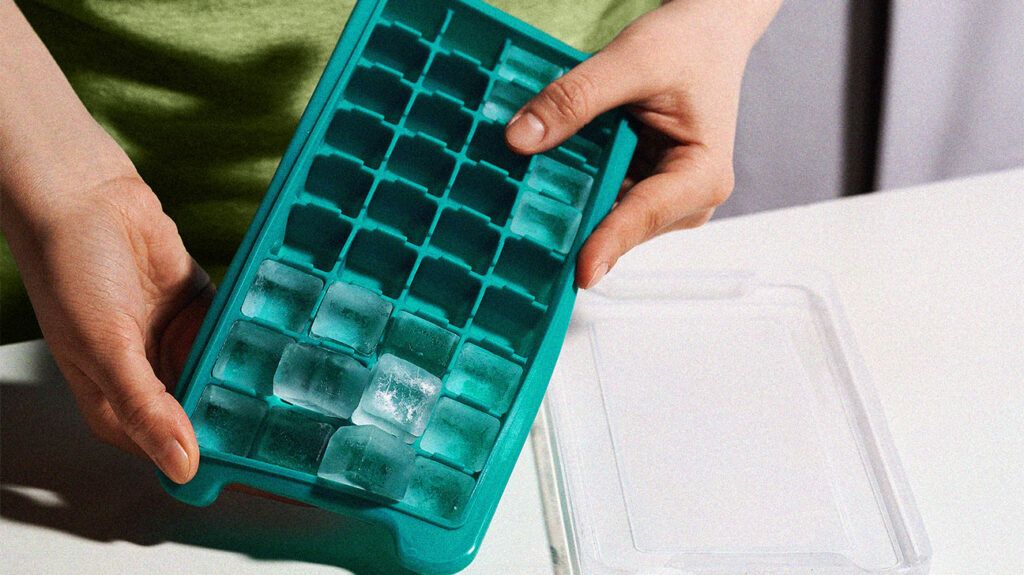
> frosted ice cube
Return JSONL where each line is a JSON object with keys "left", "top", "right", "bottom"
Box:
{"left": 317, "top": 424, "right": 416, "bottom": 499}
{"left": 509, "top": 190, "right": 582, "bottom": 253}
{"left": 273, "top": 342, "right": 369, "bottom": 419}
{"left": 526, "top": 155, "right": 594, "bottom": 209}
{"left": 350, "top": 353, "right": 442, "bottom": 442}
{"left": 191, "top": 384, "right": 268, "bottom": 456}
{"left": 403, "top": 457, "right": 476, "bottom": 522}
{"left": 496, "top": 45, "right": 563, "bottom": 91}
{"left": 419, "top": 397, "right": 500, "bottom": 472}
{"left": 382, "top": 311, "right": 458, "bottom": 377}
{"left": 446, "top": 342, "right": 523, "bottom": 416}
{"left": 212, "top": 321, "right": 293, "bottom": 395}
{"left": 250, "top": 407, "right": 334, "bottom": 473}
{"left": 311, "top": 281, "right": 393, "bottom": 354}
{"left": 481, "top": 81, "right": 534, "bottom": 123}
{"left": 241, "top": 259, "right": 323, "bottom": 332}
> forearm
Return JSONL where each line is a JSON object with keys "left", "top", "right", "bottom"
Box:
{"left": 0, "top": 0, "right": 135, "bottom": 233}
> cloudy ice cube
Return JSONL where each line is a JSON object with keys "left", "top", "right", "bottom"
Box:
{"left": 350, "top": 353, "right": 441, "bottom": 442}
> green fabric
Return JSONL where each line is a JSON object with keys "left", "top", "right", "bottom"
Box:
{"left": 2, "top": 0, "right": 656, "bottom": 343}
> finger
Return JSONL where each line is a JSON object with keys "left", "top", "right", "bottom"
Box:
{"left": 64, "top": 368, "right": 147, "bottom": 457}
{"left": 576, "top": 163, "right": 727, "bottom": 289}
{"left": 656, "top": 208, "right": 716, "bottom": 234}
{"left": 505, "top": 42, "right": 647, "bottom": 155}
{"left": 92, "top": 347, "right": 199, "bottom": 484}
{"left": 158, "top": 273, "right": 215, "bottom": 389}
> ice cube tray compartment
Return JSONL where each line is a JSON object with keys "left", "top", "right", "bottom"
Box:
{"left": 165, "top": 1, "right": 636, "bottom": 572}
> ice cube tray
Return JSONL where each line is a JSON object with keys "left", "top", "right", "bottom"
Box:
{"left": 160, "top": 0, "right": 637, "bottom": 572}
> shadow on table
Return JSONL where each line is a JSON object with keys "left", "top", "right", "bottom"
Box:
{"left": 0, "top": 350, "right": 412, "bottom": 575}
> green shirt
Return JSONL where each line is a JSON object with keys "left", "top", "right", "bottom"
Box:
{"left": 1, "top": 0, "right": 654, "bottom": 342}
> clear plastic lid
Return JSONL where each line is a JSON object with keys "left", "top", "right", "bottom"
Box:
{"left": 536, "top": 271, "right": 931, "bottom": 575}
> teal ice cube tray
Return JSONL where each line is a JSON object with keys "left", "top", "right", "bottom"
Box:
{"left": 161, "top": 0, "right": 637, "bottom": 572}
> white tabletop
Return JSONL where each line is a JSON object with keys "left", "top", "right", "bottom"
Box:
{"left": 3, "top": 168, "right": 1022, "bottom": 574}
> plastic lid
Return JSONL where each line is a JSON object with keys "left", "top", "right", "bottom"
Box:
{"left": 538, "top": 271, "right": 931, "bottom": 575}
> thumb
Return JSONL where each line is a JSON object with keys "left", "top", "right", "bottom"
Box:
{"left": 95, "top": 349, "right": 200, "bottom": 484}
{"left": 505, "top": 41, "right": 644, "bottom": 155}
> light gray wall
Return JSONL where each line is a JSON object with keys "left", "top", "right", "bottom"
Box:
{"left": 879, "top": 2, "right": 1024, "bottom": 189}
{"left": 718, "top": 0, "right": 850, "bottom": 218}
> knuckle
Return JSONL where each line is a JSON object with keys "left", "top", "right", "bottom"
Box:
{"left": 539, "top": 74, "right": 594, "bottom": 123}
{"left": 707, "top": 164, "right": 735, "bottom": 208}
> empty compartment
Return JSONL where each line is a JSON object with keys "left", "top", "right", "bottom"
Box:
{"left": 481, "top": 80, "right": 534, "bottom": 123}
{"left": 277, "top": 203, "right": 351, "bottom": 271}
{"left": 343, "top": 65, "right": 411, "bottom": 124}
{"left": 429, "top": 208, "right": 499, "bottom": 274}
{"left": 407, "top": 257, "right": 481, "bottom": 328}
{"left": 419, "top": 397, "right": 500, "bottom": 472}
{"left": 471, "top": 287, "right": 544, "bottom": 356}
{"left": 191, "top": 384, "right": 268, "bottom": 457}
{"left": 423, "top": 51, "right": 488, "bottom": 109}
{"left": 340, "top": 228, "right": 416, "bottom": 299}
{"left": 403, "top": 457, "right": 476, "bottom": 523}
{"left": 405, "top": 92, "right": 472, "bottom": 151}
{"left": 361, "top": 24, "right": 429, "bottom": 80}
{"left": 439, "top": 8, "right": 505, "bottom": 68}
{"left": 366, "top": 178, "right": 437, "bottom": 245}
{"left": 525, "top": 154, "right": 594, "bottom": 209}
{"left": 381, "top": 0, "right": 448, "bottom": 40}
{"left": 386, "top": 135, "right": 456, "bottom": 196}
{"left": 446, "top": 341, "right": 523, "bottom": 417}
{"left": 559, "top": 134, "right": 603, "bottom": 167}
{"left": 304, "top": 153, "right": 374, "bottom": 217}
{"left": 578, "top": 111, "right": 614, "bottom": 148}
{"left": 493, "top": 235, "right": 563, "bottom": 304}
{"left": 509, "top": 190, "right": 582, "bottom": 254}
{"left": 212, "top": 321, "right": 293, "bottom": 396}
{"left": 496, "top": 44, "right": 563, "bottom": 91}
{"left": 241, "top": 259, "right": 324, "bottom": 332}
{"left": 324, "top": 107, "right": 394, "bottom": 169}
{"left": 467, "top": 121, "right": 530, "bottom": 179}
{"left": 250, "top": 407, "right": 334, "bottom": 474}
{"left": 448, "top": 162, "right": 518, "bottom": 226}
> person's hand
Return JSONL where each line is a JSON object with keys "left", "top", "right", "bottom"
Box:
{"left": 6, "top": 174, "right": 211, "bottom": 484}
{"left": 505, "top": 0, "right": 780, "bottom": 288}
{"left": 2, "top": 0, "right": 208, "bottom": 484}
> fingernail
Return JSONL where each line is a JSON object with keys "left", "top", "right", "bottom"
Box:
{"left": 155, "top": 439, "right": 192, "bottom": 483}
{"left": 506, "top": 112, "right": 545, "bottom": 150}
{"left": 585, "top": 263, "right": 610, "bottom": 289}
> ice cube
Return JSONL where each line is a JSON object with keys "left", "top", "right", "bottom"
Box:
{"left": 311, "top": 281, "right": 393, "bottom": 354}
{"left": 382, "top": 311, "right": 458, "bottom": 377}
{"left": 509, "top": 190, "right": 582, "bottom": 253}
{"left": 250, "top": 407, "right": 334, "bottom": 473}
{"left": 403, "top": 457, "right": 476, "bottom": 522}
{"left": 212, "top": 321, "right": 292, "bottom": 395}
{"left": 481, "top": 81, "right": 534, "bottom": 123}
{"left": 419, "top": 397, "right": 499, "bottom": 472}
{"left": 273, "top": 342, "right": 369, "bottom": 419}
{"left": 496, "top": 45, "right": 563, "bottom": 91}
{"left": 191, "top": 384, "right": 268, "bottom": 456}
{"left": 317, "top": 424, "right": 416, "bottom": 499}
{"left": 446, "top": 342, "right": 523, "bottom": 416}
{"left": 241, "top": 259, "right": 323, "bottom": 332}
{"left": 350, "top": 353, "right": 442, "bottom": 442}
{"left": 526, "top": 155, "right": 594, "bottom": 210}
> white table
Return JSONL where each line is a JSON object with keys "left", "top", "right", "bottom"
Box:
{"left": 3, "top": 168, "right": 1022, "bottom": 574}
